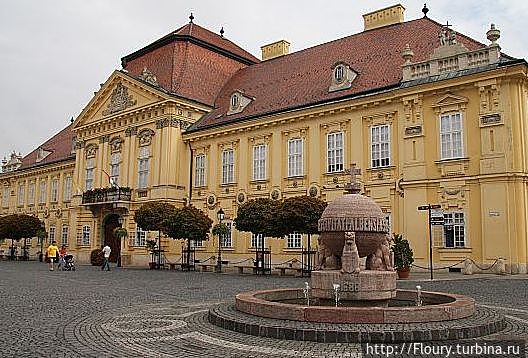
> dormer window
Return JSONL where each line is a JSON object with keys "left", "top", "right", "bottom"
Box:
{"left": 329, "top": 62, "right": 357, "bottom": 93}
{"left": 36, "top": 147, "right": 52, "bottom": 163}
{"left": 227, "top": 91, "right": 253, "bottom": 115}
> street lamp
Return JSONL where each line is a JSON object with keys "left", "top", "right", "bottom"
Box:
{"left": 216, "top": 208, "right": 225, "bottom": 273}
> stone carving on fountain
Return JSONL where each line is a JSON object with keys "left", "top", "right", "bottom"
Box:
{"left": 312, "top": 163, "right": 396, "bottom": 303}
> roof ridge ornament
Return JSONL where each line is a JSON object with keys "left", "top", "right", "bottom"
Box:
{"left": 422, "top": 4, "right": 429, "bottom": 18}
{"left": 189, "top": 12, "right": 194, "bottom": 23}
{"left": 220, "top": 26, "right": 225, "bottom": 38}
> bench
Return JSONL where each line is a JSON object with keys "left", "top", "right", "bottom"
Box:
{"left": 275, "top": 267, "right": 303, "bottom": 276}
{"left": 235, "top": 265, "right": 257, "bottom": 274}
{"left": 198, "top": 264, "right": 216, "bottom": 272}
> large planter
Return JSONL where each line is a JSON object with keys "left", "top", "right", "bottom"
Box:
{"left": 397, "top": 267, "right": 410, "bottom": 279}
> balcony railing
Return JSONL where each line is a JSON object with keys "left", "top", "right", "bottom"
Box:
{"left": 82, "top": 187, "right": 132, "bottom": 204}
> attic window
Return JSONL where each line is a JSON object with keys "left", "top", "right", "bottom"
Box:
{"left": 36, "top": 147, "right": 52, "bottom": 163}
{"left": 227, "top": 91, "right": 252, "bottom": 116}
{"left": 329, "top": 62, "right": 357, "bottom": 93}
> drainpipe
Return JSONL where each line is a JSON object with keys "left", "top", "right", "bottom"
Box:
{"left": 188, "top": 141, "right": 193, "bottom": 207}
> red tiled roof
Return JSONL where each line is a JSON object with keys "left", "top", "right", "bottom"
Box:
{"left": 193, "top": 17, "right": 489, "bottom": 130}
{"left": 122, "top": 22, "right": 259, "bottom": 106}
{"left": 20, "top": 125, "right": 75, "bottom": 170}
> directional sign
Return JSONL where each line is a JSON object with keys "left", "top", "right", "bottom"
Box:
{"left": 418, "top": 204, "right": 441, "bottom": 211}
{"left": 417, "top": 205, "right": 429, "bottom": 211}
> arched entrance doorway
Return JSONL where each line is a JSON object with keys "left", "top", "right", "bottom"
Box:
{"left": 103, "top": 214, "right": 121, "bottom": 264}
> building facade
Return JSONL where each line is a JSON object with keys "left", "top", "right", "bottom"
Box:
{"left": 1, "top": 5, "right": 527, "bottom": 273}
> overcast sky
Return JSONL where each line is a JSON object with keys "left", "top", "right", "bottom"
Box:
{"left": 0, "top": 0, "right": 526, "bottom": 160}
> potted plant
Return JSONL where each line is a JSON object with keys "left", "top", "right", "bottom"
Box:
{"left": 113, "top": 227, "right": 128, "bottom": 239}
{"left": 146, "top": 239, "right": 157, "bottom": 269}
{"left": 391, "top": 233, "right": 414, "bottom": 279}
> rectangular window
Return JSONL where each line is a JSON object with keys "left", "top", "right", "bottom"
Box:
{"left": 195, "top": 154, "right": 206, "bottom": 187}
{"left": 63, "top": 176, "right": 72, "bottom": 202}
{"left": 28, "top": 183, "right": 35, "bottom": 206}
{"left": 190, "top": 239, "right": 204, "bottom": 248}
{"left": 371, "top": 125, "right": 390, "bottom": 168}
{"left": 17, "top": 184, "right": 25, "bottom": 206}
{"left": 2, "top": 187, "right": 9, "bottom": 208}
{"left": 252, "top": 144, "right": 266, "bottom": 181}
{"left": 327, "top": 132, "right": 344, "bottom": 173}
{"left": 61, "top": 225, "right": 69, "bottom": 245}
{"left": 440, "top": 112, "right": 463, "bottom": 159}
{"left": 251, "top": 233, "right": 263, "bottom": 248}
{"left": 51, "top": 178, "right": 59, "bottom": 202}
{"left": 135, "top": 226, "right": 146, "bottom": 247}
{"left": 288, "top": 138, "right": 303, "bottom": 177}
{"left": 444, "top": 212, "right": 465, "bottom": 248}
{"left": 39, "top": 180, "right": 47, "bottom": 204}
{"left": 221, "top": 221, "right": 233, "bottom": 248}
{"left": 287, "top": 232, "right": 302, "bottom": 249}
{"left": 82, "top": 225, "right": 91, "bottom": 246}
{"left": 110, "top": 153, "right": 120, "bottom": 186}
{"left": 48, "top": 226, "right": 56, "bottom": 243}
{"left": 85, "top": 158, "right": 94, "bottom": 191}
{"left": 138, "top": 147, "right": 150, "bottom": 189}
{"left": 222, "top": 149, "right": 235, "bottom": 184}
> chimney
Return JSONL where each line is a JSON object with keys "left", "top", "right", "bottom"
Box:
{"left": 261, "top": 40, "right": 290, "bottom": 61}
{"left": 363, "top": 4, "right": 405, "bottom": 31}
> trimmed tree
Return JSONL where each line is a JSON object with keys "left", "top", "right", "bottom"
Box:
{"left": 133, "top": 201, "right": 176, "bottom": 268}
{"left": 0, "top": 214, "right": 45, "bottom": 260}
{"left": 234, "top": 198, "right": 282, "bottom": 273}
{"left": 275, "top": 196, "right": 327, "bottom": 272}
{"left": 164, "top": 206, "right": 213, "bottom": 268}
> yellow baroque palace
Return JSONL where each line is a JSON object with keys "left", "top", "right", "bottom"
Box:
{"left": 1, "top": 5, "right": 527, "bottom": 274}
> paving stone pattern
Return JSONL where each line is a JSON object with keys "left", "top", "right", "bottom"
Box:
{"left": 0, "top": 261, "right": 527, "bottom": 357}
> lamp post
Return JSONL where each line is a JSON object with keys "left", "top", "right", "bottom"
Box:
{"left": 216, "top": 208, "right": 225, "bottom": 273}
{"left": 117, "top": 215, "right": 124, "bottom": 267}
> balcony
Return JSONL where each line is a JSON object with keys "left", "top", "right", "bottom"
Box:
{"left": 82, "top": 187, "right": 132, "bottom": 205}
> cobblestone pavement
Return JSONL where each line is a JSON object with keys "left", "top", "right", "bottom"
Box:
{"left": 0, "top": 261, "right": 527, "bottom": 357}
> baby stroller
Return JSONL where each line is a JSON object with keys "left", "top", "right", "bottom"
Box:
{"left": 62, "top": 254, "right": 76, "bottom": 271}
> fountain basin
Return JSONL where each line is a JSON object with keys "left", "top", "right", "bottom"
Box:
{"left": 235, "top": 288, "right": 475, "bottom": 323}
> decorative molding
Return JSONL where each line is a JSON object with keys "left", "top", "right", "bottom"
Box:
{"left": 125, "top": 126, "right": 137, "bottom": 137}
{"left": 98, "top": 134, "right": 110, "bottom": 144}
{"left": 207, "top": 193, "right": 217, "bottom": 208}
{"left": 318, "top": 216, "right": 389, "bottom": 233}
{"left": 138, "top": 67, "right": 160, "bottom": 87}
{"left": 237, "top": 191, "right": 247, "bottom": 205}
{"left": 308, "top": 184, "right": 319, "bottom": 197}
{"left": 156, "top": 118, "right": 170, "bottom": 129}
{"left": 85, "top": 144, "right": 98, "bottom": 159}
{"left": 480, "top": 113, "right": 502, "bottom": 126}
{"left": 74, "top": 139, "right": 85, "bottom": 149}
{"left": 110, "top": 137, "right": 123, "bottom": 153}
{"left": 270, "top": 188, "right": 281, "bottom": 200}
{"left": 404, "top": 125, "right": 422, "bottom": 136}
{"left": 102, "top": 82, "right": 137, "bottom": 116}
{"left": 138, "top": 129, "right": 155, "bottom": 146}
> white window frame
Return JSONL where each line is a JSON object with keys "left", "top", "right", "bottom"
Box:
{"left": 251, "top": 233, "right": 263, "bottom": 248}
{"left": 17, "top": 183, "right": 25, "bottom": 206}
{"left": 327, "top": 132, "right": 344, "bottom": 173}
{"left": 190, "top": 239, "right": 204, "bottom": 248}
{"left": 288, "top": 138, "right": 303, "bottom": 177}
{"left": 39, "top": 181, "right": 47, "bottom": 204}
{"left": 440, "top": 112, "right": 464, "bottom": 160}
{"left": 138, "top": 146, "right": 150, "bottom": 189}
{"left": 287, "top": 232, "right": 302, "bottom": 249}
{"left": 252, "top": 144, "right": 266, "bottom": 181}
{"left": 135, "top": 226, "right": 146, "bottom": 247}
{"left": 221, "top": 221, "right": 233, "bottom": 248}
{"left": 63, "top": 176, "right": 72, "bottom": 202}
{"left": 51, "top": 178, "right": 59, "bottom": 202}
{"left": 82, "top": 225, "right": 91, "bottom": 246}
{"left": 195, "top": 154, "right": 206, "bottom": 187}
{"left": 28, "top": 183, "right": 35, "bottom": 206}
{"left": 48, "top": 226, "right": 56, "bottom": 243}
{"left": 443, "top": 212, "right": 465, "bottom": 248}
{"left": 371, "top": 125, "right": 391, "bottom": 168}
{"left": 222, "top": 149, "right": 235, "bottom": 184}
{"left": 61, "top": 225, "right": 69, "bottom": 246}
{"left": 85, "top": 158, "right": 94, "bottom": 191}
{"left": 111, "top": 153, "right": 121, "bottom": 186}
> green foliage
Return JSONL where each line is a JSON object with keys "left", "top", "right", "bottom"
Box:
{"left": 90, "top": 248, "right": 104, "bottom": 266}
{"left": 391, "top": 233, "right": 414, "bottom": 270}
{"left": 133, "top": 201, "right": 176, "bottom": 232}
{"left": 164, "top": 205, "right": 213, "bottom": 241}
{"left": 0, "top": 214, "right": 45, "bottom": 241}
{"left": 276, "top": 196, "right": 327, "bottom": 236}
{"left": 113, "top": 227, "right": 128, "bottom": 239}
{"left": 146, "top": 239, "right": 157, "bottom": 252}
{"left": 212, "top": 222, "right": 230, "bottom": 237}
{"left": 234, "top": 198, "right": 282, "bottom": 237}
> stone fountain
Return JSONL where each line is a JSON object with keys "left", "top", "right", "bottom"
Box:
{"left": 209, "top": 165, "right": 506, "bottom": 342}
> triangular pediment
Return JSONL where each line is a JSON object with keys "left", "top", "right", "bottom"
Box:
{"left": 73, "top": 71, "right": 169, "bottom": 129}
{"left": 432, "top": 93, "right": 468, "bottom": 108}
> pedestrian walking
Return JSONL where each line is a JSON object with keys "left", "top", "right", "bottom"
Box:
{"left": 101, "top": 244, "right": 111, "bottom": 271}
{"left": 46, "top": 241, "right": 60, "bottom": 271}
{"left": 58, "top": 245, "right": 67, "bottom": 270}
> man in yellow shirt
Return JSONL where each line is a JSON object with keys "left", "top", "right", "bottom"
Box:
{"left": 46, "top": 241, "right": 60, "bottom": 271}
